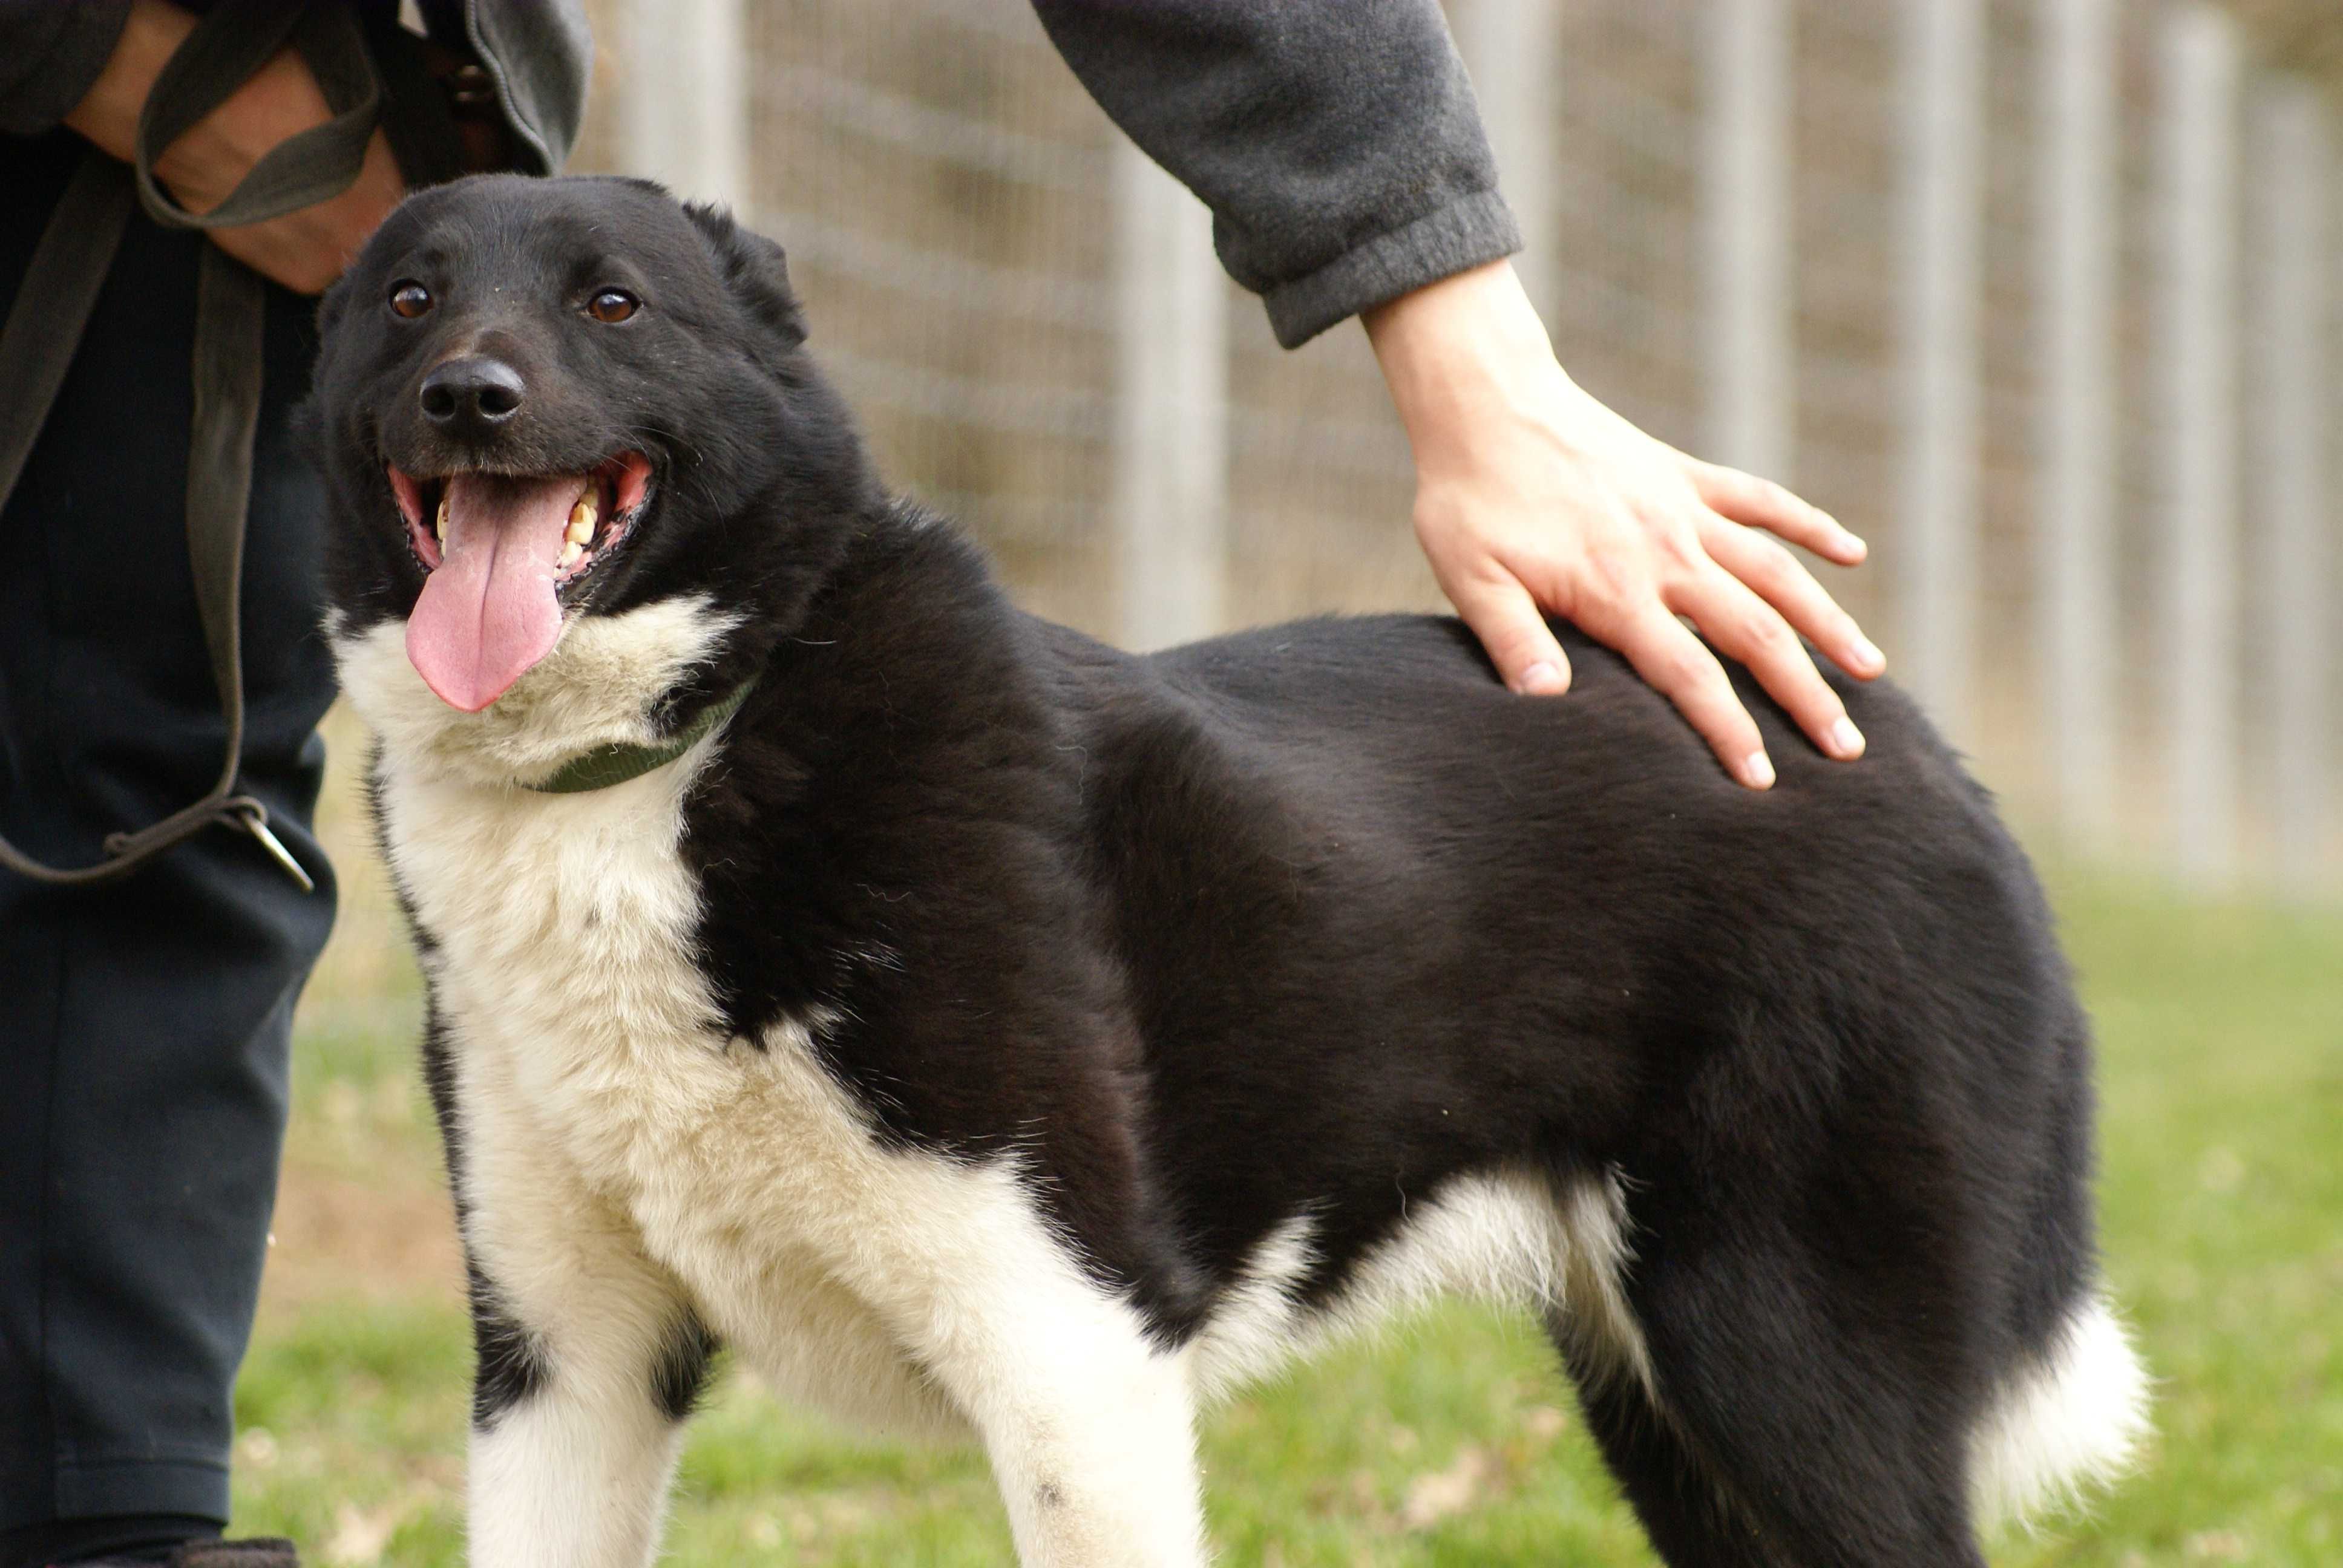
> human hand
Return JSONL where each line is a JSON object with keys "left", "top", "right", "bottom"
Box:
{"left": 62, "top": 0, "right": 405, "bottom": 296}
{"left": 1364, "top": 261, "right": 1884, "bottom": 790}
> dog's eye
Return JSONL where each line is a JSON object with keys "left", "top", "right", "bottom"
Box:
{"left": 388, "top": 281, "right": 433, "bottom": 319}
{"left": 586, "top": 289, "right": 640, "bottom": 324}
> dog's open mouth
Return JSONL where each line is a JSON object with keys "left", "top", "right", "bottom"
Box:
{"left": 384, "top": 452, "right": 654, "bottom": 712}
{"left": 387, "top": 452, "right": 651, "bottom": 583}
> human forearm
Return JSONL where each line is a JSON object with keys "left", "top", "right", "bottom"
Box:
{"left": 60, "top": 0, "right": 403, "bottom": 295}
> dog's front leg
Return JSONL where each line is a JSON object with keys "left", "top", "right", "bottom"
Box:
{"left": 459, "top": 1183, "right": 709, "bottom": 1567}
{"left": 834, "top": 1169, "right": 1211, "bottom": 1566}
{"left": 923, "top": 1278, "right": 1209, "bottom": 1567}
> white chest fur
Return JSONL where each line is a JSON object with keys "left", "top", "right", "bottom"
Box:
{"left": 387, "top": 753, "right": 970, "bottom": 1433}
{"left": 335, "top": 606, "right": 977, "bottom": 1436}
{"left": 336, "top": 599, "right": 754, "bottom": 1201}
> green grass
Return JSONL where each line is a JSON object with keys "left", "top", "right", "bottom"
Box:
{"left": 230, "top": 851, "right": 2343, "bottom": 1564}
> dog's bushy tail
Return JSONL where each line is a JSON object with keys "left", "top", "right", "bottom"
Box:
{"left": 1967, "top": 999, "right": 2151, "bottom": 1531}
{"left": 1968, "top": 1292, "right": 2152, "bottom": 1530}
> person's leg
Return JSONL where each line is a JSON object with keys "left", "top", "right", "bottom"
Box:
{"left": 1, "top": 135, "right": 339, "bottom": 1553}
{"left": 0, "top": 1519, "right": 225, "bottom": 1568}
{"left": 0, "top": 1529, "right": 296, "bottom": 1568}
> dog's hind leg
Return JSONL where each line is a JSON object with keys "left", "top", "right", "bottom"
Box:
{"left": 1539, "top": 1172, "right": 1791, "bottom": 1567}
{"left": 1549, "top": 1171, "right": 1993, "bottom": 1568}
{"left": 459, "top": 1185, "right": 712, "bottom": 1568}
{"left": 1557, "top": 1346, "right": 1777, "bottom": 1568}
{"left": 1552, "top": 1289, "right": 1990, "bottom": 1568}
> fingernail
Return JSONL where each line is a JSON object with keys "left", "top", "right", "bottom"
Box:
{"left": 1829, "top": 717, "right": 1865, "bottom": 759}
{"left": 1518, "top": 660, "right": 1567, "bottom": 695}
{"left": 1742, "top": 751, "right": 1775, "bottom": 789}
{"left": 1853, "top": 635, "right": 1884, "bottom": 671}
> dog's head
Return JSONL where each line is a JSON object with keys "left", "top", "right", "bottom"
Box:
{"left": 306, "top": 174, "right": 874, "bottom": 714}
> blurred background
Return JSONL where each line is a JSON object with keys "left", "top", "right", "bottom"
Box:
{"left": 232, "top": 1, "right": 2342, "bottom": 1561}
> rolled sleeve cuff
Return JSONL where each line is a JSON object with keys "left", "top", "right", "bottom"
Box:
{"left": 1258, "top": 189, "right": 1524, "bottom": 350}
{"left": 0, "top": 0, "right": 134, "bottom": 137}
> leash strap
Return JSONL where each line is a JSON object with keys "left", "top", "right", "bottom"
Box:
{"left": 0, "top": 0, "right": 378, "bottom": 889}
{"left": 0, "top": 153, "right": 133, "bottom": 526}
{"left": 132, "top": 0, "right": 381, "bottom": 232}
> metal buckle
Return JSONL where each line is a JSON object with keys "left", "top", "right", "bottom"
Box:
{"left": 444, "top": 63, "right": 498, "bottom": 118}
{"left": 231, "top": 800, "right": 317, "bottom": 893}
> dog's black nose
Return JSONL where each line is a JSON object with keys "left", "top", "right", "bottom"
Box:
{"left": 419, "top": 357, "right": 526, "bottom": 432}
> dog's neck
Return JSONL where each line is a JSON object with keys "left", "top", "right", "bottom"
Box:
{"left": 330, "top": 595, "right": 747, "bottom": 791}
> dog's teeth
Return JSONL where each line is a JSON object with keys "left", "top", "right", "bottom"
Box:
{"left": 434, "top": 495, "right": 448, "bottom": 541}
{"left": 566, "top": 498, "right": 595, "bottom": 544}
{"left": 559, "top": 540, "right": 584, "bottom": 570}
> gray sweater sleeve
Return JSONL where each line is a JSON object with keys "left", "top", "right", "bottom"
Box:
{"left": 1031, "top": 0, "right": 1522, "bottom": 348}
{"left": 0, "top": 0, "right": 134, "bottom": 137}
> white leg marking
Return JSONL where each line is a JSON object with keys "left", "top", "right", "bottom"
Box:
{"left": 1550, "top": 1172, "right": 1659, "bottom": 1400}
{"left": 1183, "top": 1216, "right": 1317, "bottom": 1402}
{"left": 470, "top": 1382, "right": 684, "bottom": 1568}
{"left": 459, "top": 1169, "right": 698, "bottom": 1568}
{"left": 1970, "top": 1293, "right": 2152, "bottom": 1530}
{"left": 788, "top": 1152, "right": 1210, "bottom": 1568}
{"left": 1185, "top": 1170, "right": 1657, "bottom": 1410}
{"left": 937, "top": 1275, "right": 1207, "bottom": 1568}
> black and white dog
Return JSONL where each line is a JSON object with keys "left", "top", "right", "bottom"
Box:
{"left": 306, "top": 175, "right": 2146, "bottom": 1567}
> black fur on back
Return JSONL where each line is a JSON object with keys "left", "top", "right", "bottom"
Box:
{"left": 308, "top": 176, "right": 2112, "bottom": 1567}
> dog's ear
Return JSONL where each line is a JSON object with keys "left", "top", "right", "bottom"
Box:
{"left": 683, "top": 201, "right": 807, "bottom": 350}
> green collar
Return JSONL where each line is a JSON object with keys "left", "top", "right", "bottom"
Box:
{"left": 525, "top": 674, "right": 760, "bottom": 794}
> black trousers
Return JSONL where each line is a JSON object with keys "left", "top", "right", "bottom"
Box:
{"left": 1, "top": 136, "right": 339, "bottom": 1531}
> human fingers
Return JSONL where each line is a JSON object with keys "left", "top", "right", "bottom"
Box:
{"left": 1699, "top": 514, "right": 1886, "bottom": 680}
{"left": 1441, "top": 563, "right": 1573, "bottom": 696}
{"left": 1672, "top": 564, "right": 1864, "bottom": 762}
{"left": 1685, "top": 459, "right": 1866, "bottom": 567}
{"left": 1604, "top": 604, "right": 1774, "bottom": 788}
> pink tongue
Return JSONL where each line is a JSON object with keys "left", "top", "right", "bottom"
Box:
{"left": 406, "top": 472, "right": 585, "bottom": 711}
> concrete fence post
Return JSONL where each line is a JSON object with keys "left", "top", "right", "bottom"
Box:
{"left": 1898, "top": 0, "right": 1986, "bottom": 742}
{"left": 1455, "top": 0, "right": 1566, "bottom": 323}
{"left": 2035, "top": 0, "right": 2119, "bottom": 844}
{"left": 1112, "top": 144, "right": 1227, "bottom": 651}
{"left": 2159, "top": 2, "right": 2242, "bottom": 883}
{"left": 2247, "top": 80, "right": 2331, "bottom": 893}
{"left": 1703, "top": 0, "right": 1795, "bottom": 480}
{"left": 615, "top": 0, "right": 752, "bottom": 209}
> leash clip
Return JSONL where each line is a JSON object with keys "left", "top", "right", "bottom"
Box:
{"left": 228, "top": 799, "right": 316, "bottom": 893}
